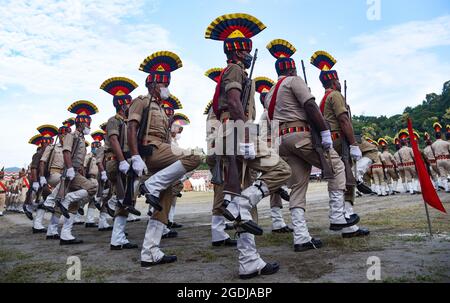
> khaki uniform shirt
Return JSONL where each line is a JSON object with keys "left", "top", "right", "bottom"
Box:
{"left": 128, "top": 95, "right": 170, "bottom": 144}
{"left": 322, "top": 90, "right": 349, "bottom": 132}
{"left": 41, "top": 143, "right": 64, "bottom": 170}
{"left": 264, "top": 76, "right": 315, "bottom": 123}
{"left": 217, "top": 62, "right": 256, "bottom": 122}
{"left": 84, "top": 152, "right": 98, "bottom": 177}
{"left": 423, "top": 145, "right": 436, "bottom": 161}
{"left": 381, "top": 150, "right": 395, "bottom": 165}
{"left": 398, "top": 146, "right": 415, "bottom": 163}
{"left": 63, "top": 130, "right": 86, "bottom": 169}
{"left": 431, "top": 139, "right": 450, "bottom": 157}
{"left": 105, "top": 114, "right": 129, "bottom": 154}
{"left": 95, "top": 146, "right": 105, "bottom": 166}
{"left": 30, "top": 148, "right": 45, "bottom": 170}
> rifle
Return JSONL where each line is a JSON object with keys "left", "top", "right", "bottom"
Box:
{"left": 210, "top": 155, "right": 223, "bottom": 185}
{"left": 55, "top": 136, "right": 80, "bottom": 218}
{"left": 301, "top": 59, "right": 334, "bottom": 180}
{"left": 94, "top": 171, "right": 104, "bottom": 210}
{"left": 341, "top": 136, "right": 357, "bottom": 186}
{"left": 118, "top": 120, "right": 141, "bottom": 216}
{"left": 223, "top": 49, "right": 258, "bottom": 197}
{"left": 121, "top": 167, "right": 141, "bottom": 216}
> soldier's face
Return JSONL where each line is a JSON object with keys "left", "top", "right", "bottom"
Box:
{"left": 333, "top": 80, "right": 342, "bottom": 92}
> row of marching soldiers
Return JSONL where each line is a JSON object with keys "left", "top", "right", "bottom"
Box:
{"left": 0, "top": 168, "right": 30, "bottom": 216}
{"left": 357, "top": 122, "right": 450, "bottom": 197}
{"left": 6, "top": 12, "right": 449, "bottom": 280}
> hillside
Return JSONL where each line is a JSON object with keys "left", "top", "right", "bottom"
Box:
{"left": 352, "top": 80, "right": 450, "bottom": 145}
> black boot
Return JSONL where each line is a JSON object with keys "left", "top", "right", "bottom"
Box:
{"left": 329, "top": 214, "right": 360, "bottom": 231}
{"left": 212, "top": 238, "right": 237, "bottom": 247}
{"left": 272, "top": 226, "right": 293, "bottom": 234}
{"left": 60, "top": 238, "right": 84, "bottom": 245}
{"left": 239, "top": 262, "right": 280, "bottom": 279}
{"left": 162, "top": 230, "right": 178, "bottom": 239}
{"left": 294, "top": 238, "right": 323, "bottom": 252}
{"left": 141, "top": 255, "right": 177, "bottom": 267}
{"left": 342, "top": 227, "right": 370, "bottom": 238}
{"left": 140, "top": 184, "right": 162, "bottom": 211}
{"left": 32, "top": 227, "right": 47, "bottom": 234}
{"left": 110, "top": 243, "right": 138, "bottom": 250}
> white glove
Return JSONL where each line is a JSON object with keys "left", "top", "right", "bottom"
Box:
{"left": 32, "top": 182, "right": 40, "bottom": 192}
{"left": 320, "top": 130, "right": 333, "bottom": 150}
{"left": 239, "top": 143, "right": 256, "bottom": 160}
{"left": 131, "top": 155, "right": 147, "bottom": 176}
{"left": 350, "top": 144, "right": 362, "bottom": 161}
{"left": 101, "top": 171, "right": 108, "bottom": 182}
{"left": 39, "top": 176, "right": 47, "bottom": 187}
{"left": 119, "top": 160, "right": 130, "bottom": 174}
{"left": 66, "top": 167, "right": 75, "bottom": 181}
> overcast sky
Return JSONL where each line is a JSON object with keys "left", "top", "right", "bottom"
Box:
{"left": 1, "top": 0, "right": 449, "bottom": 168}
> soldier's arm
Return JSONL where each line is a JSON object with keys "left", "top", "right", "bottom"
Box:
{"left": 227, "top": 89, "right": 246, "bottom": 122}
{"left": 63, "top": 151, "right": 73, "bottom": 169}
{"left": 128, "top": 121, "right": 139, "bottom": 156}
{"left": 338, "top": 114, "right": 356, "bottom": 145}
{"left": 30, "top": 168, "right": 38, "bottom": 183}
{"left": 304, "top": 99, "right": 328, "bottom": 132}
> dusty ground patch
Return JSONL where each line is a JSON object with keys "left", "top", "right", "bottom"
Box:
{"left": 0, "top": 183, "right": 449, "bottom": 283}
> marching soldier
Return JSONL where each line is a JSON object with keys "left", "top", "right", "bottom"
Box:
{"left": 204, "top": 69, "right": 238, "bottom": 247}
{"left": 127, "top": 51, "right": 201, "bottom": 265}
{"left": 431, "top": 122, "right": 450, "bottom": 193}
{"left": 309, "top": 48, "right": 366, "bottom": 238}
{"left": 393, "top": 137, "right": 407, "bottom": 193}
{"left": 423, "top": 132, "right": 440, "bottom": 191}
{"left": 18, "top": 168, "right": 29, "bottom": 212}
{"left": 55, "top": 101, "right": 98, "bottom": 245}
{"left": 255, "top": 76, "right": 292, "bottom": 234}
{"left": 446, "top": 125, "right": 450, "bottom": 142}
{"left": 205, "top": 15, "right": 292, "bottom": 279}
{"left": 26, "top": 127, "right": 57, "bottom": 233}
{"left": 397, "top": 130, "right": 419, "bottom": 195}
{"left": 100, "top": 76, "right": 140, "bottom": 250}
{"left": 378, "top": 138, "right": 400, "bottom": 195}
{"left": 40, "top": 125, "right": 69, "bottom": 239}
{"left": 369, "top": 140, "right": 387, "bottom": 196}
{"left": 0, "top": 168, "right": 6, "bottom": 216}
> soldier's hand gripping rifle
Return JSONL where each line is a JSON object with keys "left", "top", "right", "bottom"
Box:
{"left": 301, "top": 59, "right": 334, "bottom": 180}
{"left": 54, "top": 137, "right": 80, "bottom": 219}
{"left": 121, "top": 165, "right": 141, "bottom": 216}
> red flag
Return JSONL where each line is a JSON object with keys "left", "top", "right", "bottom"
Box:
{"left": 407, "top": 118, "right": 446, "bottom": 213}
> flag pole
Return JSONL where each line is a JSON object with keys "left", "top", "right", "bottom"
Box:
{"left": 423, "top": 199, "right": 433, "bottom": 238}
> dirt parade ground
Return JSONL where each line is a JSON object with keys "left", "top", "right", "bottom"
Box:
{"left": 0, "top": 182, "right": 449, "bottom": 283}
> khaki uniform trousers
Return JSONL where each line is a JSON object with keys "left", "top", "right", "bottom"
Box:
{"left": 106, "top": 159, "right": 133, "bottom": 217}
{"left": 385, "top": 167, "right": 399, "bottom": 184}
{"left": 0, "top": 193, "right": 5, "bottom": 211}
{"left": 144, "top": 140, "right": 201, "bottom": 225}
{"left": 437, "top": 159, "right": 450, "bottom": 178}
{"left": 402, "top": 164, "right": 417, "bottom": 182}
{"left": 332, "top": 137, "right": 356, "bottom": 204}
{"left": 279, "top": 131, "right": 345, "bottom": 210}
{"left": 371, "top": 166, "right": 385, "bottom": 186}
{"left": 206, "top": 155, "right": 262, "bottom": 220}
{"left": 67, "top": 172, "right": 97, "bottom": 214}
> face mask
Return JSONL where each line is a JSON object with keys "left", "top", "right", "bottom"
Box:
{"left": 91, "top": 148, "right": 97, "bottom": 155}
{"left": 160, "top": 87, "right": 170, "bottom": 100}
{"left": 242, "top": 53, "right": 253, "bottom": 69}
{"left": 83, "top": 127, "right": 91, "bottom": 135}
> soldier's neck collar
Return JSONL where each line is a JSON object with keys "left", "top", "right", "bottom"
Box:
{"left": 227, "top": 59, "right": 244, "bottom": 69}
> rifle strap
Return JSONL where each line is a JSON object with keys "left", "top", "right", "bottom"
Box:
{"left": 212, "top": 67, "right": 230, "bottom": 119}
{"left": 319, "top": 90, "right": 335, "bottom": 114}
{"left": 268, "top": 76, "right": 287, "bottom": 121}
